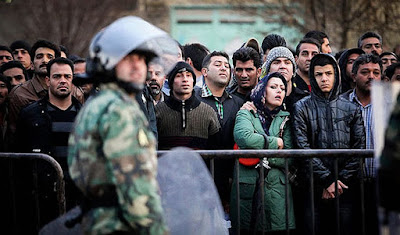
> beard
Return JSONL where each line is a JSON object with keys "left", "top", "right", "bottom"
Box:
{"left": 51, "top": 88, "right": 71, "bottom": 99}
{"left": 148, "top": 81, "right": 161, "bottom": 96}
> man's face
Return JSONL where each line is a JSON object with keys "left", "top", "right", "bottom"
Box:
{"left": 361, "top": 37, "right": 382, "bottom": 55}
{"left": 147, "top": 63, "right": 165, "bottom": 96}
{"left": 73, "top": 62, "right": 92, "bottom": 95}
{"left": 203, "top": 56, "right": 230, "bottom": 87}
{"left": 296, "top": 43, "right": 319, "bottom": 74}
{"left": 314, "top": 64, "right": 335, "bottom": 96}
{"left": 172, "top": 71, "right": 194, "bottom": 97}
{"left": 12, "top": 49, "right": 31, "bottom": 69}
{"left": 0, "top": 81, "right": 8, "bottom": 105}
{"left": 234, "top": 60, "right": 260, "bottom": 91}
{"left": 346, "top": 53, "right": 361, "bottom": 77}
{"left": 321, "top": 38, "right": 332, "bottom": 54}
{"left": 2, "top": 67, "right": 26, "bottom": 87}
{"left": 115, "top": 53, "right": 147, "bottom": 85}
{"left": 46, "top": 63, "right": 73, "bottom": 99}
{"left": 74, "top": 62, "right": 86, "bottom": 75}
{"left": 353, "top": 62, "right": 381, "bottom": 93}
{"left": 33, "top": 47, "right": 55, "bottom": 76}
{"left": 269, "top": 57, "right": 294, "bottom": 82}
{"left": 391, "top": 68, "right": 400, "bottom": 82}
{"left": 0, "top": 50, "right": 13, "bottom": 65}
{"left": 381, "top": 54, "right": 398, "bottom": 72}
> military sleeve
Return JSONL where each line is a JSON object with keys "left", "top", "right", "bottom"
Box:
{"left": 99, "top": 103, "right": 168, "bottom": 234}
{"left": 379, "top": 93, "right": 400, "bottom": 211}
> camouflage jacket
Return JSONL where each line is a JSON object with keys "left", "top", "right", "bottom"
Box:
{"left": 68, "top": 83, "right": 167, "bottom": 235}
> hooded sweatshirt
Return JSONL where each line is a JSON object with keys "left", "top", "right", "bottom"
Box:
{"left": 338, "top": 48, "right": 365, "bottom": 94}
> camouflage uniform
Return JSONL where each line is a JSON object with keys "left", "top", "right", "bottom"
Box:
{"left": 68, "top": 83, "right": 167, "bottom": 235}
{"left": 380, "top": 92, "right": 400, "bottom": 211}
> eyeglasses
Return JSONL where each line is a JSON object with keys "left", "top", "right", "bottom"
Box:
{"left": 0, "top": 55, "right": 12, "bottom": 60}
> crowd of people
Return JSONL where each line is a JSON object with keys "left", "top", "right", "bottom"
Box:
{"left": 1, "top": 15, "right": 399, "bottom": 234}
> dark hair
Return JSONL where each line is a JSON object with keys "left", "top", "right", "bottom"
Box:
{"left": 183, "top": 43, "right": 210, "bottom": 71}
{"left": 379, "top": 51, "right": 399, "bottom": 60}
{"left": 0, "top": 45, "right": 12, "bottom": 55}
{"left": 0, "top": 61, "right": 28, "bottom": 80}
{"left": 312, "top": 54, "right": 334, "bottom": 67}
{"left": 384, "top": 62, "right": 400, "bottom": 80}
{"left": 358, "top": 31, "right": 382, "bottom": 48}
{"left": 0, "top": 74, "right": 12, "bottom": 92}
{"left": 202, "top": 51, "right": 230, "bottom": 69}
{"left": 233, "top": 47, "right": 262, "bottom": 69}
{"left": 46, "top": 57, "right": 74, "bottom": 77}
{"left": 335, "top": 49, "right": 346, "bottom": 61}
{"left": 30, "top": 40, "right": 61, "bottom": 61}
{"left": 352, "top": 54, "right": 382, "bottom": 75}
{"left": 304, "top": 30, "right": 329, "bottom": 45}
{"left": 261, "top": 34, "right": 287, "bottom": 54}
{"left": 59, "top": 45, "right": 69, "bottom": 57}
{"left": 175, "top": 40, "right": 185, "bottom": 59}
{"left": 9, "top": 40, "right": 31, "bottom": 52}
{"left": 295, "top": 38, "right": 321, "bottom": 56}
{"left": 73, "top": 58, "right": 86, "bottom": 64}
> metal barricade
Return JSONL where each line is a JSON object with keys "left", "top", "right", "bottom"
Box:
{"left": 0, "top": 153, "right": 65, "bottom": 235}
{"left": 158, "top": 149, "right": 374, "bottom": 235}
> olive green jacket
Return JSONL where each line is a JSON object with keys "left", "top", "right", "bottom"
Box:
{"left": 231, "top": 109, "right": 295, "bottom": 232}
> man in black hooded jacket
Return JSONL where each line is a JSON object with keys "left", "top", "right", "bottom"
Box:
{"left": 338, "top": 48, "right": 365, "bottom": 94}
{"left": 292, "top": 53, "right": 366, "bottom": 235}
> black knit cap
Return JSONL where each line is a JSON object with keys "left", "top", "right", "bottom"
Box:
{"left": 167, "top": 61, "right": 196, "bottom": 90}
{"left": 9, "top": 40, "right": 31, "bottom": 52}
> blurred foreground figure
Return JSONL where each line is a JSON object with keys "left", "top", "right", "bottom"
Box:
{"left": 66, "top": 16, "right": 178, "bottom": 234}
{"left": 157, "top": 147, "right": 229, "bottom": 235}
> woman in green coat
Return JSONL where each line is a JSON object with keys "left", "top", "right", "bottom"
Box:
{"left": 230, "top": 72, "right": 295, "bottom": 234}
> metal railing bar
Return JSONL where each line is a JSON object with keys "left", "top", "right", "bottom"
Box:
{"left": 158, "top": 149, "right": 374, "bottom": 159}
{"left": 285, "top": 157, "right": 290, "bottom": 234}
{"left": 334, "top": 158, "right": 340, "bottom": 235}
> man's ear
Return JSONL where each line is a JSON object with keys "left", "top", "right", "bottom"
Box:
{"left": 186, "top": 57, "right": 193, "bottom": 66}
{"left": 351, "top": 73, "right": 356, "bottom": 83}
{"left": 201, "top": 67, "right": 208, "bottom": 77}
{"left": 45, "top": 76, "right": 50, "bottom": 87}
{"left": 256, "top": 67, "right": 262, "bottom": 78}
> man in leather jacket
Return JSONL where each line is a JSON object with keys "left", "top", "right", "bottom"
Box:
{"left": 292, "top": 53, "right": 366, "bottom": 235}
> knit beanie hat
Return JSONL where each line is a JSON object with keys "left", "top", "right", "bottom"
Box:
{"left": 9, "top": 40, "right": 31, "bottom": 52}
{"left": 261, "top": 46, "right": 296, "bottom": 78}
{"left": 167, "top": 61, "right": 196, "bottom": 90}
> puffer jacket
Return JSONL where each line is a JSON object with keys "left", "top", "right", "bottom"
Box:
{"left": 293, "top": 54, "right": 366, "bottom": 189}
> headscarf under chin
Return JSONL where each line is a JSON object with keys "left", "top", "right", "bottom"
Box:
{"left": 250, "top": 72, "right": 287, "bottom": 135}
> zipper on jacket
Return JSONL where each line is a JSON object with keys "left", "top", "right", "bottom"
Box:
{"left": 326, "top": 100, "right": 333, "bottom": 148}
{"left": 182, "top": 100, "right": 186, "bottom": 129}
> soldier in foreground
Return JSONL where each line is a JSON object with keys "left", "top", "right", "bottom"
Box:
{"left": 68, "top": 16, "right": 177, "bottom": 234}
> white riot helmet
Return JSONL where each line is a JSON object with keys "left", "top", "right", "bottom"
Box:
{"left": 86, "top": 16, "right": 179, "bottom": 92}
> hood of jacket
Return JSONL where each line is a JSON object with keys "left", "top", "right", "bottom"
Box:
{"left": 309, "top": 53, "right": 341, "bottom": 101}
{"left": 338, "top": 48, "right": 365, "bottom": 92}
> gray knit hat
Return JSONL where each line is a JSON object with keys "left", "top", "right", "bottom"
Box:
{"left": 261, "top": 46, "right": 296, "bottom": 78}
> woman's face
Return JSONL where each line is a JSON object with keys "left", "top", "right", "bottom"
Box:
{"left": 264, "top": 77, "right": 285, "bottom": 110}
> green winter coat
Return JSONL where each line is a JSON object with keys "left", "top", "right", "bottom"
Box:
{"left": 230, "top": 109, "right": 295, "bottom": 232}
